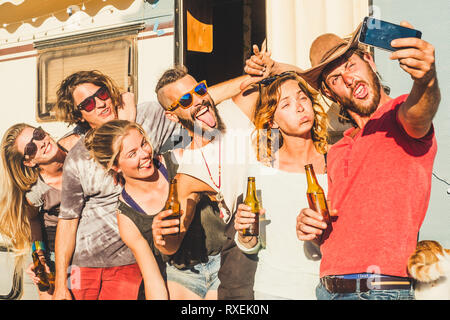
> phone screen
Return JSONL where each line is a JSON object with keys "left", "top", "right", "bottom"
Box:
{"left": 359, "top": 17, "right": 422, "bottom": 51}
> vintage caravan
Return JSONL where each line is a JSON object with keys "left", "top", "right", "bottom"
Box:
{"left": 0, "top": 0, "right": 182, "bottom": 300}
{"left": 11, "top": 0, "right": 449, "bottom": 300}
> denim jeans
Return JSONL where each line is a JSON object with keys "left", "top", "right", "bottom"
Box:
{"left": 166, "top": 254, "right": 221, "bottom": 298}
{"left": 316, "top": 282, "right": 415, "bottom": 300}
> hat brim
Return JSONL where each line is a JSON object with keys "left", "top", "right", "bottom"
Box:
{"left": 299, "top": 23, "right": 362, "bottom": 91}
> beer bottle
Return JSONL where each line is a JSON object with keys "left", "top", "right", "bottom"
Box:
{"left": 242, "top": 177, "right": 261, "bottom": 237}
{"left": 47, "top": 268, "right": 55, "bottom": 295}
{"left": 31, "top": 242, "right": 53, "bottom": 293}
{"left": 305, "top": 164, "right": 331, "bottom": 242}
{"left": 163, "top": 178, "right": 181, "bottom": 235}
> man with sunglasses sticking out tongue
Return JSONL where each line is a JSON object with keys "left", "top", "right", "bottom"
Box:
{"left": 245, "top": 21, "right": 440, "bottom": 300}
{"left": 153, "top": 66, "right": 260, "bottom": 299}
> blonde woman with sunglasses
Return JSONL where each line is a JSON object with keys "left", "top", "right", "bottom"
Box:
{"left": 0, "top": 124, "right": 75, "bottom": 300}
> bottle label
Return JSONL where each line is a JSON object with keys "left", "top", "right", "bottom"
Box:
{"left": 31, "top": 241, "right": 46, "bottom": 253}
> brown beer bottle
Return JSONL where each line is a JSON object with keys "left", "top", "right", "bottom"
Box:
{"left": 47, "top": 268, "right": 55, "bottom": 295}
{"left": 163, "top": 178, "right": 181, "bottom": 235}
{"left": 31, "top": 251, "right": 53, "bottom": 293}
{"left": 242, "top": 177, "right": 260, "bottom": 237}
{"left": 305, "top": 164, "right": 331, "bottom": 242}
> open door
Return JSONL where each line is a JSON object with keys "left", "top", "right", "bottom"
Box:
{"left": 175, "top": 0, "right": 266, "bottom": 86}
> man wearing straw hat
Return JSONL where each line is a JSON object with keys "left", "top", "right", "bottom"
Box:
{"left": 245, "top": 21, "right": 440, "bottom": 300}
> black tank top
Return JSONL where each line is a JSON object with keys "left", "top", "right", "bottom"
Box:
{"left": 118, "top": 151, "right": 227, "bottom": 269}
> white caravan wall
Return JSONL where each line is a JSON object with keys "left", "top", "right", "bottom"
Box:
{"left": 266, "top": 0, "right": 368, "bottom": 70}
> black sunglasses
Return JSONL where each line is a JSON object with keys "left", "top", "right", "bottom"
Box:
{"left": 254, "top": 71, "right": 297, "bottom": 106}
{"left": 76, "top": 86, "right": 110, "bottom": 112}
{"left": 23, "top": 127, "right": 46, "bottom": 159}
{"left": 255, "top": 71, "right": 297, "bottom": 87}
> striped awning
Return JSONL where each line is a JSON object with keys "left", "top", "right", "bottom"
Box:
{"left": 0, "top": 0, "right": 135, "bottom": 33}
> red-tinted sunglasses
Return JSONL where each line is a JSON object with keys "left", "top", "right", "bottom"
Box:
{"left": 77, "top": 86, "right": 110, "bottom": 112}
{"left": 167, "top": 81, "right": 208, "bottom": 112}
{"left": 23, "top": 126, "right": 46, "bottom": 159}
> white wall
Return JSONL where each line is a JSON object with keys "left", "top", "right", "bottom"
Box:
{"left": 373, "top": 0, "right": 450, "bottom": 247}
{"left": 137, "top": 34, "right": 175, "bottom": 104}
{"left": 0, "top": 54, "right": 73, "bottom": 140}
{"left": 266, "top": 0, "right": 368, "bottom": 70}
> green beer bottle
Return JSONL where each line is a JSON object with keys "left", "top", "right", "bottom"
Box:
{"left": 242, "top": 177, "right": 260, "bottom": 237}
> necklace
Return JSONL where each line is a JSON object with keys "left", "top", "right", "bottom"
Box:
{"left": 199, "top": 137, "right": 221, "bottom": 191}
{"left": 199, "top": 137, "right": 229, "bottom": 221}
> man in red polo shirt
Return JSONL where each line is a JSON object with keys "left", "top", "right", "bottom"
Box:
{"left": 295, "top": 22, "right": 439, "bottom": 300}
{"left": 244, "top": 21, "right": 440, "bottom": 300}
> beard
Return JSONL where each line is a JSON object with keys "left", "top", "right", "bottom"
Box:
{"left": 178, "top": 98, "right": 226, "bottom": 141}
{"left": 337, "top": 64, "right": 381, "bottom": 118}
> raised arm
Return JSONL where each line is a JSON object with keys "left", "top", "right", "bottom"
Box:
{"left": 241, "top": 44, "right": 300, "bottom": 88}
{"left": 390, "top": 21, "right": 440, "bottom": 139}
{"left": 209, "top": 42, "right": 277, "bottom": 121}
{"left": 209, "top": 75, "right": 250, "bottom": 105}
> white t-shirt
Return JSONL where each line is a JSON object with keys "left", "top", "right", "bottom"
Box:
{"left": 177, "top": 98, "right": 257, "bottom": 223}
{"left": 243, "top": 161, "right": 327, "bottom": 300}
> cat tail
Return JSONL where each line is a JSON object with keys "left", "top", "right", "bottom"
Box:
{"left": 408, "top": 251, "right": 447, "bottom": 283}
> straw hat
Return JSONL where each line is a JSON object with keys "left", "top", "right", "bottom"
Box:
{"left": 299, "top": 23, "right": 363, "bottom": 91}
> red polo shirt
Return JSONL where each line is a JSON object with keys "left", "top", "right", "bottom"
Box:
{"left": 321, "top": 94, "right": 437, "bottom": 278}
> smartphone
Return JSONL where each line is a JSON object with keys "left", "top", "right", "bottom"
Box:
{"left": 358, "top": 16, "right": 422, "bottom": 52}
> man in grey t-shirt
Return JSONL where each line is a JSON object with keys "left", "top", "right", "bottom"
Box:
{"left": 52, "top": 70, "right": 180, "bottom": 300}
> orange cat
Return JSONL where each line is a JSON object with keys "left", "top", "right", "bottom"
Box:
{"left": 408, "top": 240, "right": 450, "bottom": 300}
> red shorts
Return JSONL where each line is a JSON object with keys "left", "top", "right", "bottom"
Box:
{"left": 69, "top": 263, "right": 142, "bottom": 300}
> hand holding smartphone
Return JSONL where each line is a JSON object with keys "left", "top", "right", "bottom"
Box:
{"left": 358, "top": 16, "right": 422, "bottom": 52}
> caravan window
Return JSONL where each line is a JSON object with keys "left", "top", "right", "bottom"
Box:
{"left": 35, "top": 30, "right": 139, "bottom": 122}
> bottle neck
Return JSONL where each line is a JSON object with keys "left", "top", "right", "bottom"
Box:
{"left": 305, "top": 165, "right": 318, "bottom": 187}
{"left": 168, "top": 181, "right": 178, "bottom": 199}
{"left": 246, "top": 180, "right": 257, "bottom": 198}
